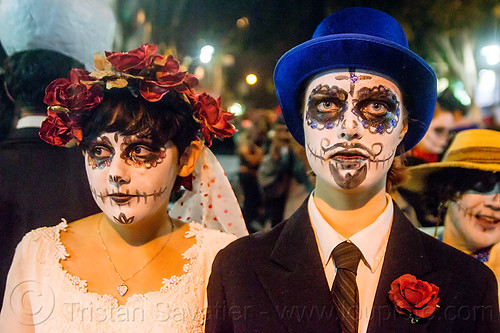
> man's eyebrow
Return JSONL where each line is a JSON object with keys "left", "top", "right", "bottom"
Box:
{"left": 356, "top": 86, "right": 399, "bottom": 108}
{"left": 308, "top": 85, "right": 348, "bottom": 100}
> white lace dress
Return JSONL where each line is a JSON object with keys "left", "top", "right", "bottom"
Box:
{"left": 0, "top": 221, "right": 236, "bottom": 332}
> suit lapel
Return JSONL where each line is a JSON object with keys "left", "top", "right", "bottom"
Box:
{"left": 253, "top": 199, "right": 341, "bottom": 332}
{"left": 367, "top": 203, "right": 448, "bottom": 332}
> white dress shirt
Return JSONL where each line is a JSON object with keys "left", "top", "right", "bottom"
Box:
{"left": 308, "top": 192, "right": 393, "bottom": 333}
{"left": 15, "top": 115, "right": 46, "bottom": 129}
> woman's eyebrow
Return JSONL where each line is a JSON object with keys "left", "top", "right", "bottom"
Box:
{"left": 94, "top": 135, "right": 113, "bottom": 146}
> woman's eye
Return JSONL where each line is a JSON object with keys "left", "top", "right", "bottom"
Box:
{"left": 318, "top": 101, "right": 338, "bottom": 112}
{"left": 131, "top": 145, "right": 154, "bottom": 159}
{"left": 90, "top": 146, "right": 111, "bottom": 159}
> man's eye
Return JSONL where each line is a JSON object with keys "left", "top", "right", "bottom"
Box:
{"left": 318, "top": 101, "right": 338, "bottom": 112}
{"left": 362, "top": 101, "right": 388, "bottom": 115}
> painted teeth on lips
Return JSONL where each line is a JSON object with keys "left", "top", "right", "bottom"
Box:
{"left": 331, "top": 150, "right": 368, "bottom": 162}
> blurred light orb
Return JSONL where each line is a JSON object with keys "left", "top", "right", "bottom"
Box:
{"left": 246, "top": 74, "right": 257, "bottom": 85}
{"left": 228, "top": 102, "right": 244, "bottom": 116}
{"left": 481, "top": 45, "right": 500, "bottom": 66}
{"left": 241, "top": 119, "right": 253, "bottom": 129}
{"left": 137, "top": 9, "right": 146, "bottom": 24}
{"left": 476, "top": 69, "right": 497, "bottom": 107}
{"left": 222, "top": 54, "right": 235, "bottom": 66}
{"left": 237, "top": 17, "right": 249, "bottom": 29}
{"left": 453, "top": 82, "right": 471, "bottom": 106}
{"left": 194, "top": 66, "right": 205, "bottom": 80}
{"left": 437, "top": 77, "right": 449, "bottom": 93}
{"left": 478, "top": 69, "right": 496, "bottom": 89}
{"left": 200, "top": 45, "right": 215, "bottom": 64}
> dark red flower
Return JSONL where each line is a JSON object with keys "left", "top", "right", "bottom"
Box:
{"left": 105, "top": 44, "right": 157, "bottom": 72}
{"left": 39, "top": 111, "right": 82, "bottom": 147}
{"left": 44, "top": 69, "right": 103, "bottom": 112}
{"left": 139, "top": 55, "right": 198, "bottom": 102}
{"left": 194, "top": 93, "right": 235, "bottom": 146}
{"left": 388, "top": 274, "right": 440, "bottom": 320}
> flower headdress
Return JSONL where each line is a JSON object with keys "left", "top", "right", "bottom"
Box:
{"left": 40, "top": 43, "right": 235, "bottom": 147}
{"left": 39, "top": 44, "right": 247, "bottom": 237}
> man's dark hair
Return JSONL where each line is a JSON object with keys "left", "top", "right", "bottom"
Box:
{"left": 437, "top": 88, "right": 467, "bottom": 114}
{"left": 3, "top": 50, "right": 83, "bottom": 114}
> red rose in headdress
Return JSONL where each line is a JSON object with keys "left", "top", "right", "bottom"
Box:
{"left": 140, "top": 55, "right": 199, "bottom": 102}
{"left": 194, "top": 93, "right": 235, "bottom": 146}
{"left": 39, "top": 111, "right": 83, "bottom": 147}
{"left": 44, "top": 69, "right": 103, "bottom": 112}
{"left": 105, "top": 43, "right": 157, "bottom": 72}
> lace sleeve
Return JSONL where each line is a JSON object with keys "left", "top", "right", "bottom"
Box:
{"left": 0, "top": 222, "right": 66, "bottom": 333}
{"left": 0, "top": 233, "right": 36, "bottom": 332}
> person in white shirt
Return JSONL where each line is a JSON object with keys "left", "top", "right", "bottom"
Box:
{"left": 206, "top": 7, "right": 499, "bottom": 333}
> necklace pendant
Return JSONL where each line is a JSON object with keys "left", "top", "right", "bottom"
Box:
{"left": 117, "top": 283, "right": 128, "bottom": 296}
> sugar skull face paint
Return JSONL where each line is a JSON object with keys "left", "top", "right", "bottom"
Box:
{"left": 448, "top": 182, "right": 500, "bottom": 251}
{"left": 304, "top": 70, "right": 406, "bottom": 191}
{"left": 85, "top": 132, "right": 179, "bottom": 224}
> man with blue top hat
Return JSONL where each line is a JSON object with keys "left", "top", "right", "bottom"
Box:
{"left": 206, "top": 7, "right": 499, "bottom": 332}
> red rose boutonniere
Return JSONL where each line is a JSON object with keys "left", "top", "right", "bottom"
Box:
{"left": 388, "top": 274, "right": 440, "bottom": 323}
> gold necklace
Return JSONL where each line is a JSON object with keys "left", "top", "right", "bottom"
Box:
{"left": 97, "top": 214, "right": 175, "bottom": 296}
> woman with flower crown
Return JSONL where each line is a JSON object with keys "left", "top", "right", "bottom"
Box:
{"left": 0, "top": 44, "right": 247, "bottom": 332}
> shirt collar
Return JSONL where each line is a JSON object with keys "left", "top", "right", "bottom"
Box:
{"left": 16, "top": 115, "right": 46, "bottom": 129}
{"left": 308, "top": 192, "right": 393, "bottom": 273}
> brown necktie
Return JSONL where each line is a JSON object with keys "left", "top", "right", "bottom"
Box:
{"left": 331, "top": 241, "right": 362, "bottom": 333}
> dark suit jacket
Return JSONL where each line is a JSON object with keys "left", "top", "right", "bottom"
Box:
{"left": 0, "top": 127, "right": 99, "bottom": 307}
{"left": 206, "top": 199, "right": 499, "bottom": 332}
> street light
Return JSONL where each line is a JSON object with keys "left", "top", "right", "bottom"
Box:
{"left": 246, "top": 74, "right": 257, "bottom": 85}
{"left": 481, "top": 45, "right": 500, "bottom": 66}
{"left": 200, "top": 45, "right": 215, "bottom": 64}
{"left": 228, "top": 102, "right": 245, "bottom": 116}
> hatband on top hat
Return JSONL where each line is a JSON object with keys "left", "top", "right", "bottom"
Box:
{"left": 274, "top": 7, "right": 437, "bottom": 152}
{"left": 404, "top": 129, "right": 500, "bottom": 192}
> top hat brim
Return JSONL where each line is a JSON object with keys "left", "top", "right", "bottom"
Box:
{"left": 274, "top": 33, "right": 437, "bottom": 152}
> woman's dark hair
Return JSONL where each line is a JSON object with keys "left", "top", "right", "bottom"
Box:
{"left": 423, "top": 168, "right": 500, "bottom": 219}
{"left": 80, "top": 88, "right": 199, "bottom": 159}
{"left": 4, "top": 50, "right": 83, "bottom": 113}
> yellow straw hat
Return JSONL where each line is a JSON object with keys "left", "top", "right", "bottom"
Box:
{"left": 404, "top": 129, "right": 500, "bottom": 192}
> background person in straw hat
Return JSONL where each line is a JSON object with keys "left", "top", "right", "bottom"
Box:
{"left": 405, "top": 128, "right": 500, "bottom": 304}
{"left": 207, "top": 7, "right": 498, "bottom": 333}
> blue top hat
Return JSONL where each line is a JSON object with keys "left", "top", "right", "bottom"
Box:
{"left": 274, "top": 7, "right": 437, "bottom": 152}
